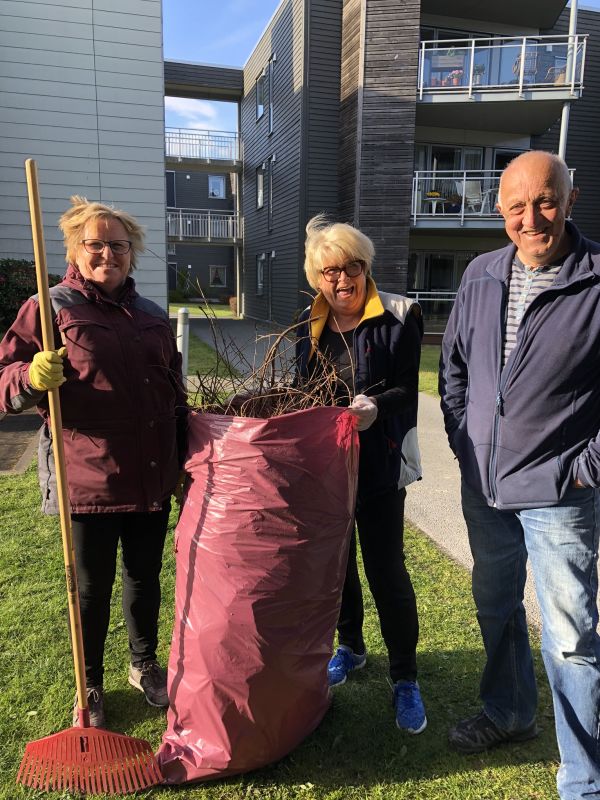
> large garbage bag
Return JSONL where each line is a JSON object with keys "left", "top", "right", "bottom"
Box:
{"left": 157, "top": 406, "right": 359, "bottom": 783}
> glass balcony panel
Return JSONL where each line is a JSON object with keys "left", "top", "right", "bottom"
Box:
{"left": 412, "top": 168, "right": 575, "bottom": 223}
{"left": 419, "top": 35, "right": 586, "bottom": 93}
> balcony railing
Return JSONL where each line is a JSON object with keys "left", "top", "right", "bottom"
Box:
{"left": 166, "top": 208, "right": 242, "bottom": 241}
{"left": 412, "top": 168, "right": 576, "bottom": 225}
{"left": 165, "top": 128, "right": 240, "bottom": 162}
{"left": 406, "top": 290, "right": 457, "bottom": 334}
{"left": 418, "top": 34, "right": 587, "bottom": 98}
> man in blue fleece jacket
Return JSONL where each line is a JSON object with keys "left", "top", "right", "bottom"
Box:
{"left": 440, "top": 150, "right": 600, "bottom": 799}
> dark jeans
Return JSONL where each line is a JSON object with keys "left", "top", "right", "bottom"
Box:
{"left": 337, "top": 487, "right": 419, "bottom": 682}
{"left": 71, "top": 503, "right": 170, "bottom": 687}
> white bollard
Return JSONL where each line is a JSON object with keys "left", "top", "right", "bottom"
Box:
{"left": 177, "top": 307, "right": 189, "bottom": 380}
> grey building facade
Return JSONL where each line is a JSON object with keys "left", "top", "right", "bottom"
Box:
{"left": 0, "top": 0, "right": 168, "bottom": 306}
{"left": 236, "top": 0, "right": 598, "bottom": 331}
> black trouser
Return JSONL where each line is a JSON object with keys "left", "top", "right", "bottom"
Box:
{"left": 71, "top": 503, "right": 170, "bottom": 687}
{"left": 337, "top": 487, "right": 419, "bottom": 682}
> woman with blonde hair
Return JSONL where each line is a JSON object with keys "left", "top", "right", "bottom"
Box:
{"left": 296, "top": 214, "right": 426, "bottom": 733}
{"left": 0, "top": 196, "right": 187, "bottom": 727}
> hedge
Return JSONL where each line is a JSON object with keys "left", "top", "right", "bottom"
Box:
{"left": 0, "top": 259, "right": 62, "bottom": 332}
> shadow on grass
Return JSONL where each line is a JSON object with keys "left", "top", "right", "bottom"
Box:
{"left": 143, "top": 649, "right": 558, "bottom": 794}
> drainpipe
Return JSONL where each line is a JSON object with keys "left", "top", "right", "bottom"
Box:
{"left": 558, "top": 0, "right": 578, "bottom": 161}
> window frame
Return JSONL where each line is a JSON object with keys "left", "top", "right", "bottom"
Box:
{"left": 267, "top": 155, "right": 274, "bottom": 231}
{"left": 209, "top": 265, "right": 227, "bottom": 288}
{"left": 256, "top": 253, "right": 265, "bottom": 296}
{"left": 165, "top": 170, "right": 176, "bottom": 207}
{"left": 208, "top": 174, "right": 226, "bottom": 199}
{"left": 268, "top": 56, "right": 275, "bottom": 134}
{"left": 256, "top": 165, "right": 265, "bottom": 209}
{"left": 256, "top": 71, "right": 265, "bottom": 120}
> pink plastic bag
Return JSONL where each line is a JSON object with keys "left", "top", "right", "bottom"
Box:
{"left": 157, "top": 407, "right": 358, "bottom": 783}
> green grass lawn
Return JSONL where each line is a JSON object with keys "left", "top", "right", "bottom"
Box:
{"left": 0, "top": 337, "right": 560, "bottom": 799}
{"left": 420, "top": 345, "right": 440, "bottom": 397}
{"left": 169, "top": 302, "right": 234, "bottom": 319}
{"left": 0, "top": 462, "right": 560, "bottom": 800}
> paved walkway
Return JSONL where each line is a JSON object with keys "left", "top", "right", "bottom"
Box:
{"left": 406, "top": 392, "right": 542, "bottom": 629}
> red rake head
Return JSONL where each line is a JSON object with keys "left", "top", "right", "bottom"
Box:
{"left": 17, "top": 725, "right": 163, "bottom": 795}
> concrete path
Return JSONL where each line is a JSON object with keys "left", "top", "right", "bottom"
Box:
{"left": 188, "top": 316, "right": 290, "bottom": 374}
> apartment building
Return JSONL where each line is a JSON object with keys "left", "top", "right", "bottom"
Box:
{"left": 233, "top": 0, "right": 600, "bottom": 331}
{"left": 0, "top": 0, "right": 168, "bottom": 306}
{"left": 2, "top": 1, "right": 598, "bottom": 327}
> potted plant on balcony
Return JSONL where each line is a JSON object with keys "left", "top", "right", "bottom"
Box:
{"left": 473, "top": 63, "right": 485, "bottom": 85}
{"left": 445, "top": 194, "right": 462, "bottom": 213}
{"left": 445, "top": 69, "right": 463, "bottom": 86}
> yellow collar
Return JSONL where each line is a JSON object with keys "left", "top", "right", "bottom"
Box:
{"left": 307, "top": 277, "right": 384, "bottom": 356}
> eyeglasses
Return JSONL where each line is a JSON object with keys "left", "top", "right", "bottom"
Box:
{"left": 321, "top": 260, "right": 365, "bottom": 282}
{"left": 81, "top": 239, "right": 132, "bottom": 255}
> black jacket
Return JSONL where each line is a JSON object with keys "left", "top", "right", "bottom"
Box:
{"left": 296, "top": 278, "right": 422, "bottom": 499}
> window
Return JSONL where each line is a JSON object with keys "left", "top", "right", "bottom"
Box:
{"left": 168, "top": 261, "right": 178, "bottom": 291}
{"left": 256, "top": 253, "right": 265, "bottom": 296}
{"left": 167, "top": 242, "right": 176, "bottom": 256}
{"left": 256, "top": 165, "right": 265, "bottom": 208}
{"left": 256, "top": 71, "right": 265, "bottom": 119}
{"left": 493, "top": 149, "right": 525, "bottom": 172}
{"left": 208, "top": 175, "right": 226, "bottom": 199}
{"left": 268, "top": 56, "right": 275, "bottom": 133}
{"left": 209, "top": 266, "right": 227, "bottom": 288}
{"left": 267, "top": 155, "right": 275, "bottom": 231}
{"left": 166, "top": 171, "right": 176, "bottom": 206}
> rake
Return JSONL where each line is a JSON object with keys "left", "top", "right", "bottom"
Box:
{"left": 16, "top": 159, "right": 164, "bottom": 794}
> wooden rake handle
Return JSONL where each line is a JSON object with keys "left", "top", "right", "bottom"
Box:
{"left": 25, "top": 160, "right": 90, "bottom": 723}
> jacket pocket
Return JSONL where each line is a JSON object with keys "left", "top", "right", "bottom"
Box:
{"left": 497, "top": 455, "right": 564, "bottom": 508}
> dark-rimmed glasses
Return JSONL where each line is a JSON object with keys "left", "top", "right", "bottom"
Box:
{"left": 321, "top": 260, "right": 364, "bottom": 282}
{"left": 81, "top": 239, "right": 132, "bottom": 255}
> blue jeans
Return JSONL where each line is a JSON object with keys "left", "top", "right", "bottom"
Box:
{"left": 461, "top": 481, "right": 600, "bottom": 800}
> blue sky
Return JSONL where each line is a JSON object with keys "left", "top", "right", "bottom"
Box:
{"left": 163, "top": 0, "right": 600, "bottom": 132}
{"left": 163, "top": 0, "right": 281, "bottom": 132}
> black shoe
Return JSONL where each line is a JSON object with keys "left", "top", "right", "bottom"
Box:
{"left": 72, "top": 685, "right": 106, "bottom": 728}
{"left": 449, "top": 711, "right": 538, "bottom": 754}
{"left": 128, "top": 660, "right": 168, "bottom": 707}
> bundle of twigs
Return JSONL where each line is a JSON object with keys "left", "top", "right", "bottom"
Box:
{"left": 185, "top": 299, "right": 354, "bottom": 419}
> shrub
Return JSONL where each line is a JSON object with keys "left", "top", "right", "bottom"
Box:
{"left": 0, "top": 259, "right": 62, "bottom": 332}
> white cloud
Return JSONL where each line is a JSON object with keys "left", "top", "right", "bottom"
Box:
{"left": 164, "top": 97, "right": 217, "bottom": 121}
{"left": 164, "top": 96, "right": 235, "bottom": 132}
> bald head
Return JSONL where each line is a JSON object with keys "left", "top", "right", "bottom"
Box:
{"left": 496, "top": 150, "right": 578, "bottom": 268}
{"left": 498, "top": 151, "right": 572, "bottom": 207}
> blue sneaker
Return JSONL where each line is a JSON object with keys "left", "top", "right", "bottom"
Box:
{"left": 327, "top": 646, "right": 367, "bottom": 686}
{"left": 393, "top": 680, "right": 427, "bottom": 734}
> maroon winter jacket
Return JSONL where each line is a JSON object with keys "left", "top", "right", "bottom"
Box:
{"left": 0, "top": 265, "right": 187, "bottom": 514}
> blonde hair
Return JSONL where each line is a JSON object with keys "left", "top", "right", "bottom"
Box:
{"left": 58, "top": 195, "right": 145, "bottom": 268}
{"left": 304, "top": 213, "right": 375, "bottom": 290}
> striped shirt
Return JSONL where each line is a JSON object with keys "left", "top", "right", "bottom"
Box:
{"left": 503, "top": 256, "right": 563, "bottom": 366}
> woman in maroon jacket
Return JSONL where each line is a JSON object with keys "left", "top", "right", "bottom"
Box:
{"left": 0, "top": 196, "right": 187, "bottom": 727}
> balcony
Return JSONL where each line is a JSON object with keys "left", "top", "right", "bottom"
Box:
{"left": 166, "top": 208, "right": 242, "bottom": 245}
{"left": 411, "top": 168, "right": 575, "bottom": 229}
{"left": 406, "top": 290, "right": 457, "bottom": 337}
{"left": 421, "top": 0, "right": 567, "bottom": 30}
{"left": 417, "top": 35, "right": 587, "bottom": 134}
{"left": 165, "top": 128, "right": 241, "bottom": 171}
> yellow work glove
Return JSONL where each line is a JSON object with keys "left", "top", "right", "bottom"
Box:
{"left": 28, "top": 347, "right": 67, "bottom": 391}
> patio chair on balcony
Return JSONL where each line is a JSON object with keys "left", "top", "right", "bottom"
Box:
{"left": 455, "top": 180, "right": 483, "bottom": 213}
{"left": 454, "top": 180, "right": 497, "bottom": 215}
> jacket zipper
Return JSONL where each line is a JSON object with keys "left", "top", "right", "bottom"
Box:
{"left": 488, "top": 282, "right": 507, "bottom": 507}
